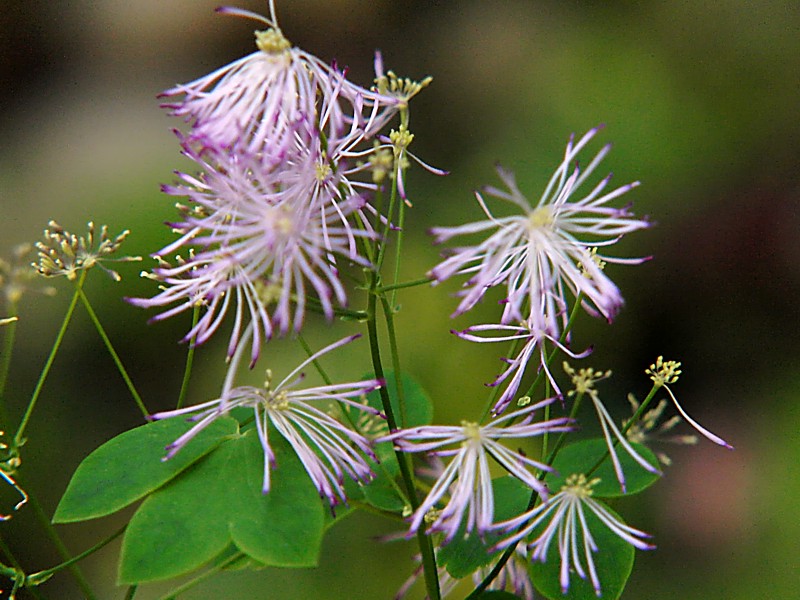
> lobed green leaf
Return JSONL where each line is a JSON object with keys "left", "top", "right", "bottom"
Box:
{"left": 545, "top": 438, "right": 661, "bottom": 497}
{"left": 529, "top": 499, "right": 636, "bottom": 600}
{"left": 473, "top": 592, "right": 524, "bottom": 600}
{"left": 53, "top": 416, "right": 238, "bottom": 523}
{"left": 118, "top": 428, "right": 324, "bottom": 583}
{"left": 439, "top": 476, "right": 532, "bottom": 578}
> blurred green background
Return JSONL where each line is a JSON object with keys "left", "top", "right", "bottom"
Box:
{"left": 1, "top": 0, "right": 798, "bottom": 598}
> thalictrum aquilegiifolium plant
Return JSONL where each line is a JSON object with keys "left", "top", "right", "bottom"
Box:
{"left": 0, "top": 2, "right": 732, "bottom": 599}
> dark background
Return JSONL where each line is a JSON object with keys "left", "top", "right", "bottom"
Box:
{"left": 1, "top": 1, "right": 798, "bottom": 598}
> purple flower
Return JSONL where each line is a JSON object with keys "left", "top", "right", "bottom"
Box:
{"left": 161, "top": 5, "right": 402, "bottom": 156}
{"left": 130, "top": 137, "right": 375, "bottom": 364}
{"left": 429, "top": 126, "right": 649, "bottom": 334}
{"left": 377, "top": 399, "right": 573, "bottom": 542}
{"left": 150, "top": 335, "right": 384, "bottom": 507}
{"left": 494, "top": 474, "right": 654, "bottom": 597}
{"left": 455, "top": 318, "right": 591, "bottom": 415}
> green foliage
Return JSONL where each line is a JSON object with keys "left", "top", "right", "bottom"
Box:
{"left": 545, "top": 438, "right": 661, "bottom": 497}
{"left": 529, "top": 501, "right": 636, "bottom": 600}
{"left": 365, "top": 370, "right": 434, "bottom": 431}
{"left": 473, "top": 592, "right": 523, "bottom": 600}
{"left": 359, "top": 370, "right": 433, "bottom": 512}
{"left": 438, "top": 476, "right": 531, "bottom": 578}
{"left": 53, "top": 417, "right": 239, "bottom": 523}
{"left": 118, "top": 428, "right": 324, "bottom": 583}
{"left": 362, "top": 471, "right": 408, "bottom": 512}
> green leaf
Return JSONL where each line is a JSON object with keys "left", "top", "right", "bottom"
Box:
{"left": 53, "top": 416, "right": 238, "bottom": 523}
{"left": 439, "top": 476, "right": 532, "bottom": 578}
{"left": 365, "top": 370, "right": 434, "bottom": 429}
{"left": 118, "top": 431, "right": 236, "bottom": 583}
{"left": 118, "top": 428, "right": 325, "bottom": 583}
{"left": 545, "top": 438, "right": 661, "bottom": 498}
{"left": 213, "top": 545, "right": 265, "bottom": 571}
{"left": 529, "top": 499, "right": 636, "bottom": 600}
{"left": 322, "top": 479, "right": 363, "bottom": 530}
{"left": 361, "top": 469, "right": 408, "bottom": 512}
{"left": 473, "top": 592, "right": 523, "bottom": 600}
{"left": 227, "top": 429, "right": 324, "bottom": 567}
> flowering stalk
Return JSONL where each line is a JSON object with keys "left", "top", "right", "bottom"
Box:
{"left": 366, "top": 248, "right": 442, "bottom": 600}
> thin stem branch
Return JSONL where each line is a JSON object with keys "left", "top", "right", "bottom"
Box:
{"left": 75, "top": 284, "right": 148, "bottom": 418}
{"left": 0, "top": 532, "right": 24, "bottom": 574}
{"left": 389, "top": 194, "right": 408, "bottom": 309}
{"left": 12, "top": 271, "right": 86, "bottom": 450}
{"left": 24, "top": 482, "right": 98, "bottom": 600}
{"left": 27, "top": 525, "right": 126, "bottom": 586}
{"left": 0, "top": 534, "right": 38, "bottom": 600}
{"left": 0, "top": 300, "right": 19, "bottom": 425}
{"left": 304, "top": 296, "right": 368, "bottom": 321}
{"left": 159, "top": 552, "right": 245, "bottom": 600}
{"left": 585, "top": 383, "right": 660, "bottom": 478}
{"left": 175, "top": 305, "right": 200, "bottom": 410}
{"left": 375, "top": 276, "right": 432, "bottom": 294}
{"left": 379, "top": 296, "right": 407, "bottom": 427}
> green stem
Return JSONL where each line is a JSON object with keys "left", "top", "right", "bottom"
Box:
{"left": 376, "top": 194, "right": 399, "bottom": 273}
{"left": 389, "top": 193, "right": 408, "bottom": 309}
{"left": 0, "top": 533, "right": 23, "bottom": 574}
{"left": 75, "top": 284, "right": 148, "bottom": 418}
{"left": 159, "top": 552, "right": 245, "bottom": 600}
{"left": 0, "top": 301, "right": 19, "bottom": 425}
{"left": 379, "top": 296, "right": 407, "bottom": 426}
{"left": 375, "top": 276, "right": 432, "bottom": 294}
{"left": 366, "top": 282, "right": 440, "bottom": 600}
{"left": 24, "top": 482, "right": 97, "bottom": 600}
{"left": 297, "top": 333, "right": 410, "bottom": 506}
{"left": 0, "top": 534, "right": 44, "bottom": 600}
{"left": 304, "top": 296, "right": 368, "bottom": 321}
{"left": 585, "top": 383, "right": 660, "bottom": 478}
{"left": 124, "top": 585, "right": 138, "bottom": 600}
{"left": 27, "top": 525, "right": 126, "bottom": 586}
{"left": 175, "top": 305, "right": 200, "bottom": 409}
{"left": 12, "top": 271, "right": 86, "bottom": 450}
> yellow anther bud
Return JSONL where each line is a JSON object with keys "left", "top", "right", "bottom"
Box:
{"left": 646, "top": 356, "right": 681, "bottom": 386}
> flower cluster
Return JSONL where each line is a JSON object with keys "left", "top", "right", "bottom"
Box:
{"left": 132, "top": 3, "right": 423, "bottom": 361}
{"left": 375, "top": 124, "right": 729, "bottom": 597}
{"left": 135, "top": 4, "right": 427, "bottom": 509}
{"left": 118, "top": 4, "right": 732, "bottom": 598}
{"left": 33, "top": 221, "right": 139, "bottom": 282}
